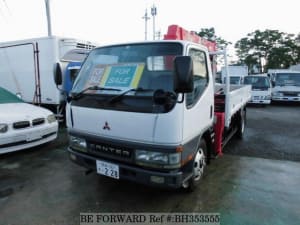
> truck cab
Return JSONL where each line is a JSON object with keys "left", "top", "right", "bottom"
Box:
{"left": 270, "top": 70, "right": 300, "bottom": 102}
{"left": 243, "top": 74, "right": 272, "bottom": 105}
{"left": 63, "top": 61, "right": 82, "bottom": 96}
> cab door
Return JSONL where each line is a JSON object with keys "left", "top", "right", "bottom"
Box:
{"left": 182, "top": 46, "right": 214, "bottom": 145}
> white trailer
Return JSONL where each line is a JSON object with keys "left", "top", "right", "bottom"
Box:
{"left": 60, "top": 25, "right": 251, "bottom": 191}
{"left": 221, "top": 65, "right": 248, "bottom": 84}
{"left": 0, "top": 36, "right": 97, "bottom": 118}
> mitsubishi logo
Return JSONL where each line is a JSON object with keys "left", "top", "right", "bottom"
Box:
{"left": 103, "top": 121, "right": 111, "bottom": 130}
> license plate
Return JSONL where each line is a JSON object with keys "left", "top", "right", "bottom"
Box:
{"left": 96, "top": 160, "right": 119, "bottom": 179}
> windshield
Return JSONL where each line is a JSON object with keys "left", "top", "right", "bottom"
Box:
{"left": 0, "top": 87, "right": 24, "bottom": 104}
{"left": 72, "top": 43, "right": 183, "bottom": 96}
{"left": 275, "top": 73, "right": 300, "bottom": 87}
{"left": 230, "top": 77, "right": 240, "bottom": 84}
{"left": 244, "top": 76, "right": 270, "bottom": 89}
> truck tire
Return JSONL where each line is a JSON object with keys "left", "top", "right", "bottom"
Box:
{"left": 183, "top": 138, "right": 207, "bottom": 192}
{"left": 236, "top": 108, "right": 246, "bottom": 139}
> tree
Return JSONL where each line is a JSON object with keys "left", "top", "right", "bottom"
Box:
{"left": 196, "top": 27, "right": 231, "bottom": 49}
{"left": 235, "top": 30, "right": 300, "bottom": 72}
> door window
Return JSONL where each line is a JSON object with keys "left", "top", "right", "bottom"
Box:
{"left": 186, "top": 48, "right": 208, "bottom": 107}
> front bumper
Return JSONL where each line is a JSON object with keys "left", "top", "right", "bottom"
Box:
{"left": 0, "top": 124, "right": 58, "bottom": 154}
{"left": 68, "top": 148, "right": 184, "bottom": 189}
{"left": 272, "top": 96, "right": 300, "bottom": 102}
{"left": 249, "top": 99, "right": 271, "bottom": 104}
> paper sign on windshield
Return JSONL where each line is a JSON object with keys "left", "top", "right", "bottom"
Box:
{"left": 84, "top": 63, "right": 144, "bottom": 93}
{"left": 90, "top": 67, "right": 105, "bottom": 84}
{"left": 100, "top": 63, "right": 144, "bottom": 89}
{"left": 82, "top": 66, "right": 106, "bottom": 93}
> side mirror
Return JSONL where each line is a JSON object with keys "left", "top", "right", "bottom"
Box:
{"left": 173, "top": 56, "right": 194, "bottom": 93}
{"left": 54, "top": 63, "right": 62, "bottom": 86}
{"left": 271, "top": 80, "right": 275, "bottom": 87}
{"left": 153, "top": 89, "right": 167, "bottom": 105}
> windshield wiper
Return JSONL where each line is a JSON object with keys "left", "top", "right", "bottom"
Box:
{"left": 106, "top": 87, "right": 154, "bottom": 104}
{"left": 70, "top": 86, "right": 121, "bottom": 100}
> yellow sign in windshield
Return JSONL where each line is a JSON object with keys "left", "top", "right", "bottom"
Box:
{"left": 100, "top": 63, "right": 144, "bottom": 88}
{"left": 84, "top": 63, "right": 145, "bottom": 92}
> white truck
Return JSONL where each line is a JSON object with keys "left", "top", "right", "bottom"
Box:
{"left": 268, "top": 69, "right": 300, "bottom": 102}
{"left": 0, "top": 36, "right": 97, "bottom": 119}
{"left": 221, "top": 65, "right": 248, "bottom": 85}
{"left": 243, "top": 74, "right": 272, "bottom": 105}
{"left": 57, "top": 25, "right": 251, "bottom": 191}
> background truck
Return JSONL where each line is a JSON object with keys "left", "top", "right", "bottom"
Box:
{"left": 221, "top": 65, "right": 248, "bottom": 84}
{"left": 243, "top": 74, "right": 272, "bottom": 105}
{"left": 0, "top": 36, "right": 97, "bottom": 120}
{"left": 59, "top": 25, "right": 251, "bottom": 191}
{"left": 268, "top": 69, "right": 300, "bottom": 102}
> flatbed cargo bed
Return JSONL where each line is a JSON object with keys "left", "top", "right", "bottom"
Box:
{"left": 214, "top": 83, "right": 251, "bottom": 127}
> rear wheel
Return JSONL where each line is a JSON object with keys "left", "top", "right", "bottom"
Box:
{"left": 236, "top": 108, "right": 246, "bottom": 139}
{"left": 182, "top": 139, "right": 207, "bottom": 192}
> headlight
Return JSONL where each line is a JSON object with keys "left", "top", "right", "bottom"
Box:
{"left": 0, "top": 123, "right": 8, "bottom": 133}
{"left": 47, "top": 114, "right": 57, "bottom": 123}
{"left": 69, "top": 136, "right": 87, "bottom": 152}
{"left": 135, "top": 150, "right": 181, "bottom": 169}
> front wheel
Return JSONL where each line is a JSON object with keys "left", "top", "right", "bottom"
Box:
{"left": 182, "top": 139, "right": 207, "bottom": 192}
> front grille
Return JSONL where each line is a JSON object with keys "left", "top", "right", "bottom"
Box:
{"left": 283, "top": 92, "right": 298, "bottom": 97}
{"left": 76, "top": 43, "right": 96, "bottom": 49}
{"left": 32, "top": 118, "right": 45, "bottom": 126}
{"left": 88, "top": 142, "right": 133, "bottom": 161}
{"left": 13, "top": 121, "right": 30, "bottom": 129}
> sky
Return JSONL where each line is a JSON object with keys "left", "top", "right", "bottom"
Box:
{"left": 0, "top": 0, "right": 299, "bottom": 61}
